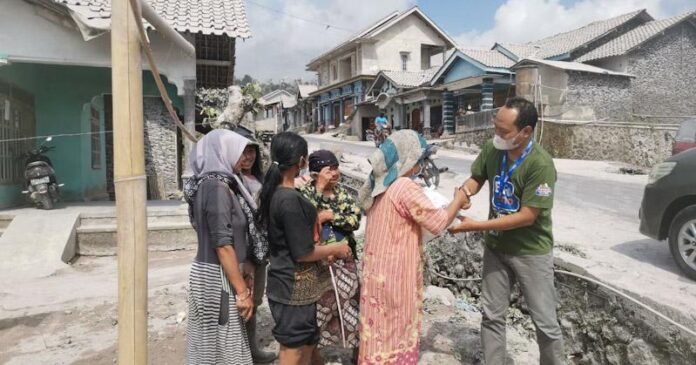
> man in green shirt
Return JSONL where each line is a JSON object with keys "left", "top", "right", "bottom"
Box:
{"left": 449, "top": 97, "right": 564, "bottom": 364}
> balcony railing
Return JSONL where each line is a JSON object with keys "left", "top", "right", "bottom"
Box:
{"left": 455, "top": 108, "right": 499, "bottom": 134}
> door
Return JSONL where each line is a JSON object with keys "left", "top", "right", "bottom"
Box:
{"left": 430, "top": 106, "right": 443, "bottom": 136}
{"left": 411, "top": 108, "right": 422, "bottom": 133}
{"left": 361, "top": 117, "right": 372, "bottom": 141}
{"left": 333, "top": 104, "right": 341, "bottom": 127}
{"left": 0, "top": 81, "right": 35, "bottom": 186}
{"left": 344, "top": 99, "right": 354, "bottom": 119}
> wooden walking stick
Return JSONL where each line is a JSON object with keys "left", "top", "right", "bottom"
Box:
{"left": 328, "top": 265, "right": 347, "bottom": 348}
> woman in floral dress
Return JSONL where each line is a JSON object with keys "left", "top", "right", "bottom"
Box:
{"left": 300, "top": 149, "right": 362, "bottom": 364}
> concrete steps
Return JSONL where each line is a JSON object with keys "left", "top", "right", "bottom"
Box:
{"left": 0, "top": 212, "right": 79, "bottom": 279}
{"left": 76, "top": 210, "right": 196, "bottom": 256}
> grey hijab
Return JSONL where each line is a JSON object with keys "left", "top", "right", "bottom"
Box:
{"left": 188, "top": 129, "right": 257, "bottom": 209}
{"left": 189, "top": 129, "right": 248, "bottom": 178}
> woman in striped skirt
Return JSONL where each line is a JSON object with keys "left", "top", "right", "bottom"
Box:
{"left": 185, "top": 129, "right": 261, "bottom": 364}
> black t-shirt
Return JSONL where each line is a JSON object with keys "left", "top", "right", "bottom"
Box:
{"left": 266, "top": 187, "right": 331, "bottom": 305}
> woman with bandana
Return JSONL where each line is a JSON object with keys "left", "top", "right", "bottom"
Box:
{"left": 299, "top": 150, "right": 362, "bottom": 364}
{"left": 357, "top": 130, "right": 469, "bottom": 364}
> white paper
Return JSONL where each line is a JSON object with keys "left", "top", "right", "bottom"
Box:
{"left": 421, "top": 187, "right": 461, "bottom": 243}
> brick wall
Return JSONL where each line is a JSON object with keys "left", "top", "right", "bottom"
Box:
{"left": 143, "top": 98, "right": 179, "bottom": 197}
{"left": 627, "top": 23, "right": 696, "bottom": 123}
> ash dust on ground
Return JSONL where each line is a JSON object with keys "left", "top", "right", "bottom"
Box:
{"left": 0, "top": 249, "right": 540, "bottom": 365}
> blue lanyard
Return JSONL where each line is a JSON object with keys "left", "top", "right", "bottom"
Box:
{"left": 496, "top": 140, "right": 534, "bottom": 198}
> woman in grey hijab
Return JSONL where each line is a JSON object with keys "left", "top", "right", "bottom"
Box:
{"left": 184, "top": 129, "right": 256, "bottom": 365}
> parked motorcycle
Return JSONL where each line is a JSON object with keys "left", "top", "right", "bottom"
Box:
{"left": 21, "top": 137, "right": 62, "bottom": 210}
{"left": 419, "top": 143, "right": 446, "bottom": 188}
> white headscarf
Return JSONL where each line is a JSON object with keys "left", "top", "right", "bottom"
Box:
{"left": 189, "top": 129, "right": 249, "bottom": 178}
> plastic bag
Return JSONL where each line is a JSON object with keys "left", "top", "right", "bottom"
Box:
{"left": 421, "top": 187, "right": 460, "bottom": 243}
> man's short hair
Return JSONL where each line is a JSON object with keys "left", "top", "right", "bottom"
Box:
{"left": 505, "top": 97, "right": 538, "bottom": 131}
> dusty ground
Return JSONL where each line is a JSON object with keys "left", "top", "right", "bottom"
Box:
{"left": 0, "top": 250, "right": 539, "bottom": 365}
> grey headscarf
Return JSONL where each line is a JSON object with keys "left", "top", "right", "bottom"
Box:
{"left": 189, "top": 129, "right": 249, "bottom": 178}
{"left": 187, "top": 129, "right": 257, "bottom": 209}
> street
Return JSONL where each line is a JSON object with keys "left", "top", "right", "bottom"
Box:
{"left": 305, "top": 136, "right": 646, "bottom": 221}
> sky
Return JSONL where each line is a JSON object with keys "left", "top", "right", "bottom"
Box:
{"left": 235, "top": 0, "right": 694, "bottom": 82}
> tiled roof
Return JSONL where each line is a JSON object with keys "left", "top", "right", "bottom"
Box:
{"left": 297, "top": 84, "right": 318, "bottom": 98}
{"left": 578, "top": 11, "right": 696, "bottom": 62}
{"left": 502, "top": 9, "right": 650, "bottom": 60}
{"left": 512, "top": 58, "right": 634, "bottom": 77}
{"left": 307, "top": 6, "right": 456, "bottom": 69}
{"left": 459, "top": 48, "right": 514, "bottom": 68}
{"left": 495, "top": 43, "right": 541, "bottom": 60}
{"left": 260, "top": 89, "right": 295, "bottom": 106}
{"left": 381, "top": 67, "right": 440, "bottom": 88}
{"left": 53, "top": 0, "right": 251, "bottom": 38}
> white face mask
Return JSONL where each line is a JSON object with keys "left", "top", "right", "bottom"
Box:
{"left": 493, "top": 131, "right": 522, "bottom": 151}
{"left": 410, "top": 164, "right": 422, "bottom": 180}
{"left": 294, "top": 157, "right": 308, "bottom": 177}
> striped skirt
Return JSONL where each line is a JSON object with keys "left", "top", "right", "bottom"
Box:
{"left": 186, "top": 260, "right": 252, "bottom": 365}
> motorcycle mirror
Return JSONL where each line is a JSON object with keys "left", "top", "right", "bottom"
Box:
{"left": 46, "top": 136, "right": 53, "bottom": 142}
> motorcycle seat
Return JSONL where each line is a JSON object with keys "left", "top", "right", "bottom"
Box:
{"left": 27, "top": 161, "right": 51, "bottom": 169}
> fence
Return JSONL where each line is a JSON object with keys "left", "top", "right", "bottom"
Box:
{"left": 455, "top": 108, "right": 498, "bottom": 134}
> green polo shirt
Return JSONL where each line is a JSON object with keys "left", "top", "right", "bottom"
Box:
{"left": 470, "top": 139, "right": 557, "bottom": 256}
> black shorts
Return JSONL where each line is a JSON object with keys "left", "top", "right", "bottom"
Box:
{"left": 268, "top": 300, "right": 319, "bottom": 348}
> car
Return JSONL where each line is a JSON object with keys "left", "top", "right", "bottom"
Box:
{"left": 639, "top": 148, "right": 696, "bottom": 280}
{"left": 672, "top": 118, "right": 696, "bottom": 155}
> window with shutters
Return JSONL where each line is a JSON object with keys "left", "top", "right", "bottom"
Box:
{"left": 0, "top": 81, "right": 35, "bottom": 184}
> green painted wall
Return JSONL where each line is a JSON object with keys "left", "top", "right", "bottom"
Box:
{"left": 0, "top": 63, "right": 182, "bottom": 207}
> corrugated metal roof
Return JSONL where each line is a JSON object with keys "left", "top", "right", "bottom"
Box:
{"left": 577, "top": 11, "right": 696, "bottom": 62}
{"left": 459, "top": 48, "right": 514, "bottom": 68}
{"left": 512, "top": 58, "right": 634, "bottom": 77}
{"left": 53, "top": 0, "right": 251, "bottom": 38}
{"left": 502, "top": 9, "right": 650, "bottom": 60}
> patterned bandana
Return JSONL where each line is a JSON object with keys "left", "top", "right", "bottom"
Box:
{"left": 358, "top": 130, "right": 427, "bottom": 211}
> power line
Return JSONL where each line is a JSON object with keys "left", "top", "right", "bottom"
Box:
{"left": 0, "top": 131, "right": 113, "bottom": 144}
{"left": 246, "top": 0, "right": 355, "bottom": 33}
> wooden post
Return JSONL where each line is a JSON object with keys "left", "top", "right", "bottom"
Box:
{"left": 111, "top": 0, "right": 148, "bottom": 364}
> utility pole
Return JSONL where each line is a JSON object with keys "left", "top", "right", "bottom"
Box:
{"left": 111, "top": 0, "right": 148, "bottom": 364}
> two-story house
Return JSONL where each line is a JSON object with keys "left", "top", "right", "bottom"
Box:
{"left": 305, "top": 6, "right": 456, "bottom": 135}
